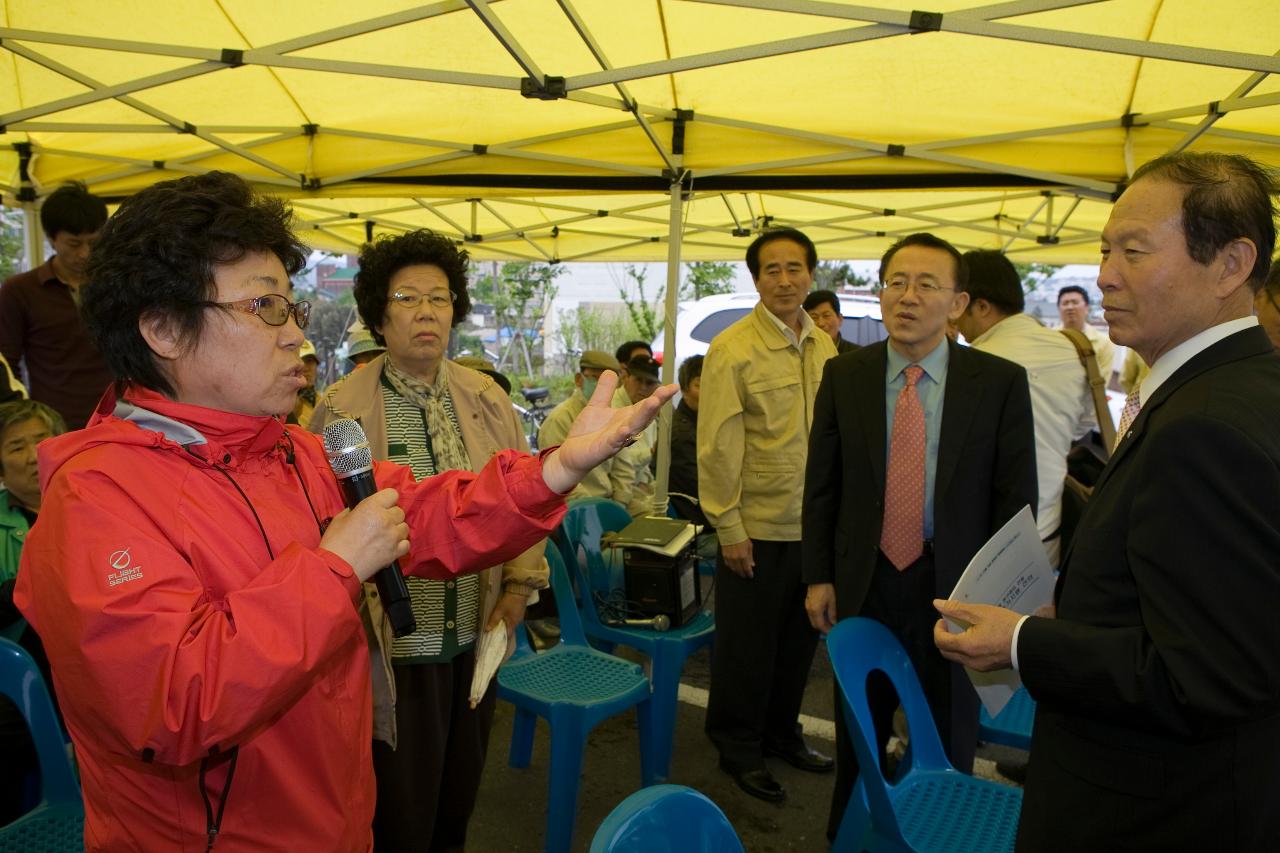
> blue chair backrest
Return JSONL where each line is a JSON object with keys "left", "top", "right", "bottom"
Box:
{"left": 0, "top": 637, "right": 80, "bottom": 810}
{"left": 826, "top": 618, "right": 953, "bottom": 845}
{"left": 560, "top": 498, "right": 633, "bottom": 616}
{"left": 543, "top": 542, "right": 589, "bottom": 648}
{"left": 589, "top": 784, "right": 744, "bottom": 853}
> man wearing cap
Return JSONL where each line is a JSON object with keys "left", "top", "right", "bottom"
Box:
{"left": 610, "top": 354, "right": 662, "bottom": 516}
{"left": 290, "top": 339, "right": 320, "bottom": 425}
{"left": 539, "top": 351, "right": 637, "bottom": 507}
{"left": 699, "top": 228, "right": 837, "bottom": 802}
{"left": 346, "top": 328, "right": 387, "bottom": 369}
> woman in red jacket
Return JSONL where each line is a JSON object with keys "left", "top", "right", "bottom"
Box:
{"left": 13, "top": 171, "right": 673, "bottom": 852}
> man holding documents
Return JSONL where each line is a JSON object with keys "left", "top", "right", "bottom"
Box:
{"left": 935, "top": 152, "right": 1280, "bottom": 851}
{"left": 802, "top": 232, "right": 1036, "bottom": 839}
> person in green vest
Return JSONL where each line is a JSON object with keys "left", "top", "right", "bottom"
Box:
{"left": 0, "top": 399, "right": 67, "bottom": 825}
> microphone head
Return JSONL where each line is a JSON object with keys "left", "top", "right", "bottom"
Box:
{"left": 652, "top": 614, "right": 670, "bottom": 632}
{"left": 322, "top": 418, "right": 373, "bottom": 477}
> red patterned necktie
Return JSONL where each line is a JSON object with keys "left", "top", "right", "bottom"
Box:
{"left": 881, "top": 365, "right": 925, "bottom": 571}
{"left": 1115, "top": 385, "right": 1142, "bottom": 450}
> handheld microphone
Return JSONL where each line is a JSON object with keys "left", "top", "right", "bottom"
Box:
{"left": 322, "top": 418, "right": 417, "bottom": 638}
{"left": 604, "top": 613, "right": 670, "bottom": 632}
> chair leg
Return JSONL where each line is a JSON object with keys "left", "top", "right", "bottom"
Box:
{"left": 833, "top": 776, "right": 872, "bottom": 852}
{"left": 545, "top": 718, "right": 588, "bottom": 853}
{"left": 647, "top": 644, "right": 688, "bottom": 781}
{"left": 509, "top": 708, "right": 537, "bottom": 769}
{"left": 634, "top": 695, "right": 658, "bottom": 788}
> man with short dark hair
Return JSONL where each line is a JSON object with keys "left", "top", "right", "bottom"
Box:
{"left": 804, "top": 289, "right": 858, "bottom": 353}
{"left": 668, "top": 355, "right": 706, "bottom": 526}
{"left": 937, "top": 152, "right": 1280, "bottom": 851}
{"left": 804, "top": 232, "right": 1036, "bottom": 840}
{"left": 614, "top": 340, "right": 653, "bottom": 375}
{"left": 700, "top": 227, "right": 836, "bottom": 802}
{"left": 0, "top": 182, "right": 114, "bottom": 429}
{"left": 956, "top": 250, "right": 1094, "bottom": 567}
{"left": 1057, "top": 284, "right": 1115, "bottom": 382}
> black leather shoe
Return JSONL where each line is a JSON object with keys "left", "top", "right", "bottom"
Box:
{"left": 765, "top": 742, "right": 835, "bottom": 773}
{"left": 720, "top": 761, "right": 786, "bottom": 803}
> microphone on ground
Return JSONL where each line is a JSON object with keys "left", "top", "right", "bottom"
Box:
{"left": 322, "top": 418, "right": 417, "bottom": 638}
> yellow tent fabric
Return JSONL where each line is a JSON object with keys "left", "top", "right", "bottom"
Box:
{"left": 2, "top": 0, "right": 1278, "bottom": 261}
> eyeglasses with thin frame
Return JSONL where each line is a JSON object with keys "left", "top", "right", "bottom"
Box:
{"left": 201, "top": 293, "right": 312, "bottom": 330}
{"left": 390, "top": 289, "right": 456, "bottom": 310}
{"left": 877, "top": 278, "right": 954, "bottom": 296}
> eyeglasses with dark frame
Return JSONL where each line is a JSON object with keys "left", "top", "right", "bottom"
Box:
{"left": 390, "top": 289, "right": 456, "bottom": 311}
{"left": 876, "top": 278, "right": 954, "bottom": 296}
{"left": 201, "top": 294, "right": 312, "bottom": 330}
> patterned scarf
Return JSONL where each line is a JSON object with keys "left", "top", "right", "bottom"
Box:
{"left": 382, "top": 357, "right": 472, "bottom": 474}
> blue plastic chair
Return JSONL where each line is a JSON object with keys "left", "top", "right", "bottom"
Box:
{"left": 979, "top": 685, "right": 1035, "bottom": 751}
{"left": 497, "top": 542, "right": 658, "bottom": 853}
{"left": 559, "top": 498, "right": 715, "bottom": 780}
{"left": 589, "top": 784, "right": 744, "bottom": 853}
{"left": 0, "top": 638, "right": 83, "bottom": 852}
{"left": 826, "top": 618, "right": 1022, "bottom": 853}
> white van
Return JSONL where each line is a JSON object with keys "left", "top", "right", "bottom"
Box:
{"left": 651, "top": 292, "right": 886, "bottom": 364}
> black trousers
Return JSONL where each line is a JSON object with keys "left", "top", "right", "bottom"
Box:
{"left": 371, "top": 649, "right": 497, "bottom": 853}
{"left": 827, "top": 550, "right": 979, "bottom": 839}
{"left": 705, "top": 539, "right": 819, "bottom": 771}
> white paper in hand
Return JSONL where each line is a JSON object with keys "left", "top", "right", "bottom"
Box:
{"left": 469, "top": 619, "right": 509, "bottom": 709}
{"left": 945, "top": 505, "right": 1053, "bottom": 717}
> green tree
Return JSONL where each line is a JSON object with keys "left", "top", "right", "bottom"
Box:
{"left": 301, "top": 297, "right": 360, "bottom": 390}
{"left": 683, "top": 261, "right": 735, "bottom": 300}
{"left": 0, "top": 208, "right": 25, "bottom": 280}
{"left": 1013, "top": 262, "right": 1061, "bottom": 296}
{"left": 471, "top": 261, "right": 563, "bottom": 376}
{"left": 555, "top": 304, "right": 640, "bottom": 371}
{"left": 618, "top": 264, "right": 662, "bottom": 342}
{"left": 813, "top": 260, "right": 873, "bottom": 291}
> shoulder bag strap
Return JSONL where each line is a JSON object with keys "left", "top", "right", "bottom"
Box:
{"left": 1060, "top": 328, "right": 1116, "bottom": 456}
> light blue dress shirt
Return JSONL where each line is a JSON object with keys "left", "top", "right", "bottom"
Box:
{"left": 884, "top": 339, "right": 950, "bottom": 539}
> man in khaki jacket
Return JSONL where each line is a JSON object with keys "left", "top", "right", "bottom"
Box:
{"left": 699, "top": 228, "right": 837, "bottom": 802}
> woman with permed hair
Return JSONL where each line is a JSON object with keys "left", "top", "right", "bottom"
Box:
{"left": 311, "top": 230, "right": 546, "bottom": 851}
{"left": 12, "top": 172, "right": 675, "bottom": 851}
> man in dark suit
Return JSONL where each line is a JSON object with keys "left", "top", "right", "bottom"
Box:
{"left": 935, "top": 151, "right": 1280, "bottom": 851}
{"left": 803, "top": 233, "right": 1036, "bottom": 839}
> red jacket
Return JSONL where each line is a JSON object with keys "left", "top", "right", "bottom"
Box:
{"left": 14, "top": 388, "right": 565, "bottom": 851}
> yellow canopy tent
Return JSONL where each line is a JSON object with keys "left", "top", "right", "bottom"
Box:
{"left": 2, "top": 0, "right": 1277, "bottom": 266}
{"left": 2, "top": 0, "right": 1277, "bottom": 506}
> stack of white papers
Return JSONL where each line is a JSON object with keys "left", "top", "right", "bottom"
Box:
{"left": 944, "top": 505, "right": 1053, "bottom": 716}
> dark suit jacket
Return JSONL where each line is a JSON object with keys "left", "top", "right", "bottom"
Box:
{"left": 802, "top": 339, "right": 1037, "bottom": 615}
{"left": 835, "top": 336, "right": 859, "bottom": 355}
{"left": 668, "top": 400, "right": 708, "bottom": 526}
{"left": 1017, "top": 326, "right": 1280, "bottom": 851}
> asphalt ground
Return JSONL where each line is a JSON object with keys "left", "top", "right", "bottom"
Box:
{"left": 469, "top": 636, "right": 1026, "bottom": 852}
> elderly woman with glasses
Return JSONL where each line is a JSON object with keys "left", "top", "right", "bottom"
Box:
{"left": 310, "top": 230, "right": 542, "bottom": 852}
{"left": 13, "top": 173, "right": 675, "bottom": 852}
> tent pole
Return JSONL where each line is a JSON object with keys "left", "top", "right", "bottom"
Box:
{"left": 22, "top": 203, "right": 44, "bottom": 272}
{"left": 653, "top": 177, "right": 684, "bottom": 516}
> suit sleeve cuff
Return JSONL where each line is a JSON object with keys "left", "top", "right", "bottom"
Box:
{"left": 1011, "top": 614, "right": 1031, "bottom": 671}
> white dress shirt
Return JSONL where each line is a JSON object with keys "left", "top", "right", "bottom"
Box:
{"left": 971, "top": 313, "right": 1095, "bottom": 566}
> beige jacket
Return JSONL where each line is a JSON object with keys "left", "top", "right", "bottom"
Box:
{"left": 697, "top": 302, "right": 836, "bottom": 545}
{"left": 310, "top": 355, "right": 547, "bottom": 746}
